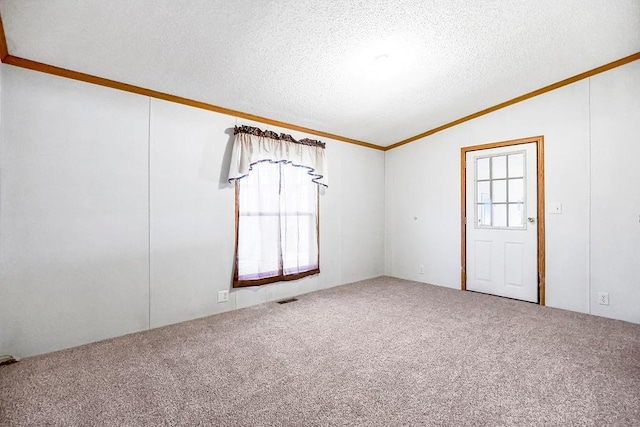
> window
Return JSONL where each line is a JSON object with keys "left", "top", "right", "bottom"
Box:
{"left": 228, "top": 125, "right": 326, "bottom": 288}
{"left": 475, "top": 151, "right": 526, "bottom": 229}
{"left": 235, "top": 162, "right": 319, "bottom": 286}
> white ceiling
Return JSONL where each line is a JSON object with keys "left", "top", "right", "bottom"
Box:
{"left": 1, "top": 1, "right": 639, "bottom": 147}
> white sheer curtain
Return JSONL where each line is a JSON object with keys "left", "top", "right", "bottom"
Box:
{"left": 228, "top": 126, "right": 325, "bottom": 287}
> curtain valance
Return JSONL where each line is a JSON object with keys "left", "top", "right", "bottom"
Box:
{"left": 227, "top": 125, "right": 328, "bottom": 187}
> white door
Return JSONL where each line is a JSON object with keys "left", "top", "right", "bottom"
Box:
{"left": 465, "top": 143, "right": 538, "bottom": 302}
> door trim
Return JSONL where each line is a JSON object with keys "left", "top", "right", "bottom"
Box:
{"left": 461, "top": 136, "right": 546, "bottom": 305}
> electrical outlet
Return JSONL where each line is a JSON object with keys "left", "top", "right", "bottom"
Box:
{"left": 419, "top": 265, "right": 424, "bottom": 274}
{"left": 598, "top": 292, "right": 609, "bottom": 306}
{"left": 217, "top": 290, "right": 229, "bottom": 303}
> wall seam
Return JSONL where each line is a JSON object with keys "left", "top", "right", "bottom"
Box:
{"left": 587, "top": 78, "right": 592, "bottom": 315}
{"left": 147, "top": 97, "right": 152, "bottom": 329}
{"left": 382, "top": 149, "right": 387, "bottom": 276}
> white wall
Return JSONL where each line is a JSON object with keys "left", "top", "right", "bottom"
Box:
{"left": 0, "top": 65, "right": 385, "bottom": 357}
{"left": 590, "top": 62, "right": 640, "bottom": 322}
{"left": 1, "top": 58, "right": 637, "bottom": 360}
{"left": 148, "top": 98, "right": 385, "bottom": 329}
{"left": 0, "top": 66, "right": 151, "bottom": 357}
{"left": 385, "top": 60, "right": 640, "bottom": 324}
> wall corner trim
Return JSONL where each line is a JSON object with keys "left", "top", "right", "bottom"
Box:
{"left": 0, "top": 12, "right": 9, "bottom": 61}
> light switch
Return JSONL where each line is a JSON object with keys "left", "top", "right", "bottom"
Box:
{"left": 549, "top": 202, "right": 562, "bottom": 214}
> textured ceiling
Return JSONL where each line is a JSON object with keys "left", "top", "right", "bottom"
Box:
{"left": 0, "top": 0, "right": 639, "bottom": 147}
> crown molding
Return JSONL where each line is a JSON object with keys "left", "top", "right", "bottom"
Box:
{"left": 385, "top": 52, "right": 640, "bottom": 151}
{"left": 0, "top": 11, "right": 381, "bottom": 151}
{"left": 1, "top": 54, "right": 383, "bottom": 150}
{"left": 0, "top": 11, "right": 637, "bottom": 152}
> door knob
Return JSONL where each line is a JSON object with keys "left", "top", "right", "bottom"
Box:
{"left": 528, "top": 217, "right": 535, "bottom": 223}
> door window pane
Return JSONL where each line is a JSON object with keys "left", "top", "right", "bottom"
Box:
{"left": 492, "top": 180, "right": 507, "bottom": 203}
{"left": 508, "top": 178, "right": 524, "bottom": 203}
{"left": 492, "top": 156, "right": 507, "bottom": 179}
{"left": 477, "top": 204, "right": 491, "bottom": 226}
{"left": 508, "top": 153, "right": 524, "bottom": 178}
{"left": 492, "top": 204, "right": 507, "bottom": 227}
{"left": 477, "top": 157, "right": 490, "bottom": 180}
{"left": 508, "top": 203, "right": 524, "bottom": 227}
{"left": 477, "top": 181, "right": 490, "bottom": 203}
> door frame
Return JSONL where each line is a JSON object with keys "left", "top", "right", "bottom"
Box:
{"left": 460, "top": 136, "right": 546, "bottom": 305}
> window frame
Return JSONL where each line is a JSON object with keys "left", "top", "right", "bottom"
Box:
{"left": 473, "top": 150, "right": 528, "bottom": 230}
{"left": 233, "top": 163, "right": 320, "bottom": 288}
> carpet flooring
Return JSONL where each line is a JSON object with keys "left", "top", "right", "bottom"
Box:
{"left": 1, "top": 276, "right": 639, "bottom": 426}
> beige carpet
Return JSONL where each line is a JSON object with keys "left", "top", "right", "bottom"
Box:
{"left": 1, "top": 276, "right": 639, "bottom": 426}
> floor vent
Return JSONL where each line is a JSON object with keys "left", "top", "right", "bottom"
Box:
{"left": 277, "top": 297, "right": 298, "bottom": 304}
{"left": 0, "top": 355, "right": 18, "bottom": 366}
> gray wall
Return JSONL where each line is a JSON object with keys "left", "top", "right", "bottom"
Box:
{"left": 0, "top": 65, "right": 385, "bottom": 357}
{"left": 385, "top": 60, "right": 640, "bottom": 324}
{"left": 2, "top": 58, "right": 638, "bottom": 359}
